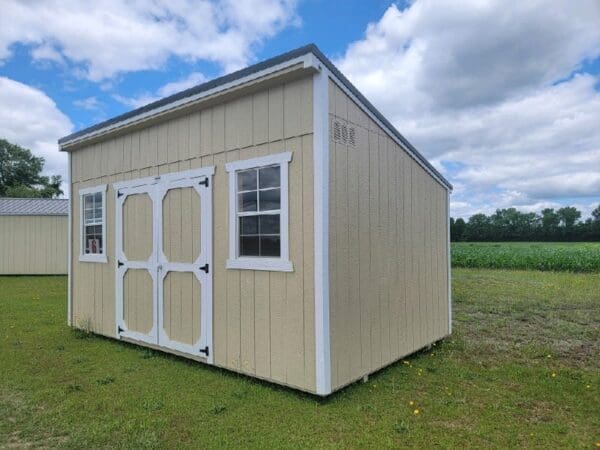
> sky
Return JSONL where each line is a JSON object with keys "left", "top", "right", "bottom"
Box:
{"left": 0, "top": 0, "right": 599, "bottom": 219}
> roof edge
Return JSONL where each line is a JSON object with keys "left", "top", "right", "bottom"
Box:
{"left": 58, "top": 43, "right": 452, "bottom": 190}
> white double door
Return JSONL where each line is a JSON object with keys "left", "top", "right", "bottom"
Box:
{"left": 114, "top": 167, "right": 214, "bottom": 362}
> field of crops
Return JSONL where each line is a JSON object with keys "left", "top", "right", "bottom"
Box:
{"left": 451, "top": 242, "right": 600, "bottom": 272}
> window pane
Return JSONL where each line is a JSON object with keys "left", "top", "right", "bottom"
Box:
{"left": 85, "top": 209, "right": 93, "bottom": 221}
{"left": 260, "top": 236, "right": 280, "bottom": 257}
{"left": 85, "top": 235, "right": 103, "bottom": 254}
{"left": 240, "top": 236, "right": 259, "bottom": 256}
{"left": 238, "top": 191, "right": 257, "bottom": 212}
{"left": 259, "top": 188, "right": 280, "bottom": 211}
{"left": 259, "top": 166, "right": 280, "bottom": 189}
{"left": 84, "top": 194, "right": 93, "bottom": 208}
{"left": 237, "top": 169, "right": 257, "bottom": 191}
{"left": 240, "top": 216, "right": 258, "bottom": 235}
{"left": 94, "top": 192, "right": 102, "bottom": 203}
{"left": 259, "top": 214, "right": 280, "bottom": 234}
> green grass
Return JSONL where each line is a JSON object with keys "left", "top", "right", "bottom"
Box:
{"left": 452, "top": 242, "right": 600, "bottom": 272}
{"left": 1, "top": 272, "right": 599, "bottom": 448}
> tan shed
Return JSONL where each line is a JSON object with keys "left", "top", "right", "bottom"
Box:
{"left": 59, "top": 44, "right": 452, "bottom": 396}
{"left": 0, "top": 198, "right": 68, "bottom": 275}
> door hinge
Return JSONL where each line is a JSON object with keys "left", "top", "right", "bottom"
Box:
{"left": 200, "top": 263, "right": 209, "bottom": 273}
{"left": 118, "top": 325, "right": 124, "bottom": 334}
{"left": 118, "top": 260, "right": 124, "bottom": 267}
{"left": 117, "top": 190, "right": 124, "bottom": 198}
{"left": 199, "top": 346, "right": 209, "bottom": 357}
{"left": 199, "top": 177, "right": 209, "bottom": 188}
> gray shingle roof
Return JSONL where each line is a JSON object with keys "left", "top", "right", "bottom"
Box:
{"left": 0, "top": 198, "right": 69, "bottom": 216}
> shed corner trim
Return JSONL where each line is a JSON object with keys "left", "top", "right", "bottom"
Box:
{"left": 313, "top": 65, "right": 332, "bottom": 396}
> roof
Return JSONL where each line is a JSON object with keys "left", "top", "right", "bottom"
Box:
{"left": 59, "top": 43, "right": 452, "bottom": 190}
{"left": 0, "top": 198, "right": 69, "bottom": 216}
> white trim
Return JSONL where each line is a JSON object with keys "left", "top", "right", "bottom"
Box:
{"left": 78, "top": 184, "right": 107, "bottom": 263}
{"left": 447, "top": 191, "right": 452, "bottom": 334}
{"left": 67, "top": 152, "right": 72, "bottom": 326}
{"left": 325, "top": 69, "right": 451, "bottom": 192}
{"left": 313, "top": 65, "right": 332, "bottom": 396}
{"left": 60, "top": 55, "right": 319, "bottom": 149}
{"left": 225, "top": 152, "right": 293, "bottom": 272}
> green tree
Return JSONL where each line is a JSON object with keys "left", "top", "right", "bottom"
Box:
{"left": 592, "top": 204, "right": 600, "bottom": 222}
{"left": 0, "top": 139, "right": 63, "bottom": 198}
{"left": 557, "top": 206, "right": 581, "bottom": 229}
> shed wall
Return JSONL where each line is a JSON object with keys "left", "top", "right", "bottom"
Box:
{"left": 328, "top": 80, "right": 450, "bottom": 390}
{"left": 0, "top": 215, "right": 68, "bottom": 274}
{"left": 70, "top": 76, "right": 316, "bottom": 392}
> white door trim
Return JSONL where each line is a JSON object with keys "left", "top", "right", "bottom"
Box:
{"left": 155, "top": 168, "right": 214, "bottom": 363}
{"left": 115, "top": 181, "right": 159, "bottom": 346}
{"left": 114, "top": 166, "right": 215, "bottom": 364}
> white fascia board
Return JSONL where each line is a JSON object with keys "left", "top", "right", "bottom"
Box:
{"left": 60, "top": 55, "right": 318, "bottom": 150}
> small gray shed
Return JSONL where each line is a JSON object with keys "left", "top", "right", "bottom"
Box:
{"left": 0, "top": 198, "right": 69, "bottom": 274}
{"left": 59, "top": 44, "right": 452, "bottom": 395}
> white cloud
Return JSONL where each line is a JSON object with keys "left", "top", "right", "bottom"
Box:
{"left": 73, "top": 96, "right": 103, "bottom": 111}
{"left": 114, "top": 72, "right": 207, "bottom": 109}
{"left": 335, "top": 0, "right": 600, "bottom": 218}
{"left": 0, "top": 77, "right": 72, "bottom": 189}
{"left": 0, "top": 0, "right": 299, "bottom": 81}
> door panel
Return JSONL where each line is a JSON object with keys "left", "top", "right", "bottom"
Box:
{"left": 123, "top": 193, "right": 153, "bottom": 261}
{"left": 123, "top": 268, "right": 154, "bottom": 334}
{"left": 163, "top": 271, "right": 201, "bottom": 346}
{"left": 162, "top": 187, "right": 201, "bottom": 264}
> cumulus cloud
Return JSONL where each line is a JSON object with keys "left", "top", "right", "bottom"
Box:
{"left": 336, "top": 0, "right": 600, "bottom": 218}
{"left": 0, "top": 77, "right": 72, "bottom": 188}
{"left": 0, "top": 0, "right": 298, "bottom": 81}
{"left": 114, "top": 72, "right": 207, "bottom": 109}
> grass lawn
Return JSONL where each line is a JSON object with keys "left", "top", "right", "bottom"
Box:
{"left": 1, "top": 270, "right": 599, "bottom": 448}
{"left": 452, "top": 242, "right": 600, "bottom": 272}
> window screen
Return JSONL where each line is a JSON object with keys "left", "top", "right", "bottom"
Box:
{"left": 236, "top": 165, "right": 281, "bottom": 257}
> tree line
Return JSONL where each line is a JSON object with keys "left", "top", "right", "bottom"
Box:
{"left": 451, "top": 206, "right": 600, "bottom": 242}
{"left": 0, "top": 139, "right": 63, "bottom": 198}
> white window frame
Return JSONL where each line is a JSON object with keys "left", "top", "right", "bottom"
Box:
{"left": 79, "top": 184, "right": 108, "bottom": 263}
{"left": 225, "top": 152, "right": 293, "bottom": 272}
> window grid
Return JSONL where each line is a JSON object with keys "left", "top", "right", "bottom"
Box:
{"left": 236, "top": 165, "right": 281, "bottom": 257}
{"left": 82, "top": 191, "right": 104, "bottom": 255}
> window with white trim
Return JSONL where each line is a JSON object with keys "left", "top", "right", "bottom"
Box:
{"left": 225, "top": 152, "right": 293, "bottom": 272}
{"left": 79, "top": 185, "right": 107, "bottom": 263}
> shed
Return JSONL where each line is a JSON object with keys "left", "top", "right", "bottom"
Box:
{"left": 0, "top": 198, "right": 69, "bottom": 274}
{"left": 59, "top": 44, "right": 452, "bottom": 396}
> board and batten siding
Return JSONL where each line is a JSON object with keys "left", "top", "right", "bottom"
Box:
{"left": 0, "top": 215, "right": 68, "bottom": 274}
{"left": 327, "top": 80, "right": 450, "bottom": 390}
{"left": 70, "top": 75, "right": 316, "bottom": 392}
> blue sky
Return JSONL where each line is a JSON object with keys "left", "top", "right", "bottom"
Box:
{"left": 1, "top": 0, "right": 599, "bottom": 218}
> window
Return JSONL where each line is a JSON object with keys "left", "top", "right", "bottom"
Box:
{"left": 79, "top": 185, "right": 107, "bottom": 263}
{"left": 225, "top": 152, "right": 293, "bottom": 271}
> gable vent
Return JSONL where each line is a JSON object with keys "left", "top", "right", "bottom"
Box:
{"left": 332, "top": 120, "right": 357, "bottom": 147}
{"left": 333, "top": 120, "right": 341, "bottom": 142}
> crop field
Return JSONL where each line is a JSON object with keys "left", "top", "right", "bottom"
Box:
{"left": 452, "top": 242, "right": 600, "bottom": 272}
{"left": 1, "top": 271, "right": 599, "bottom": 448}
